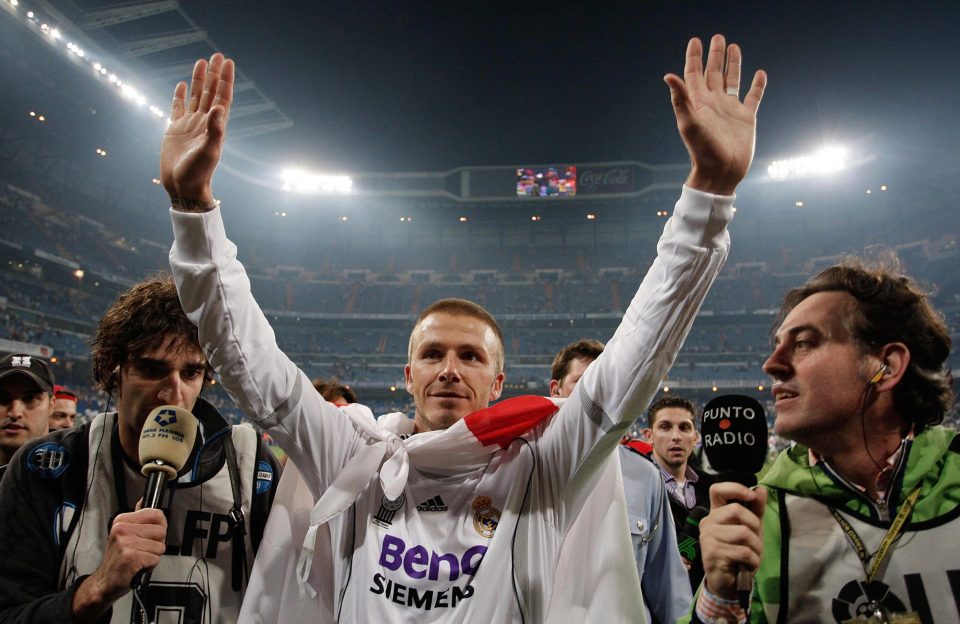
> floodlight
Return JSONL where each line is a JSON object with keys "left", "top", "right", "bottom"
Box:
{"left": 281, "top": 169, "right": 353, "bottom": 194}
{"left": 767, "top": 146, "right": 848, "bottom": 180}
{"left": 118, "top": 82, "right": 146, "bottom": 106}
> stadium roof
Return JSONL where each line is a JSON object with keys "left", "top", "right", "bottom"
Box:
{"left": 1, "top": 1, "right": 958, "bottom": 220}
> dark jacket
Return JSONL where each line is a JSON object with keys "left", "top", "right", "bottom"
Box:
{"left": 665, "top": 461, "right": 715, "bottom": 591}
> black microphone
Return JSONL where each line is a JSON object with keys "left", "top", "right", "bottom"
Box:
{"left": 677, "top": 505, "right": 710, "bottom": 563}
{"left": 700, "top": 395, "right": 768, "bottom": 610}
{"left": 131, "top": 405, "right": 198, "bottom": 590}
{"left": 700, "top": 395, "right": 768, "bottom": 485}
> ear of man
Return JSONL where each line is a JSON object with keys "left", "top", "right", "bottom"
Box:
{"left": 548, "top": 379, "right": 561, "bottom": 398}
{"left": 868, "top": 343, "right": 909, "bottom": 393}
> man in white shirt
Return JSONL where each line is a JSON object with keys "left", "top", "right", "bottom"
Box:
{"left": 161, "top": 34, "right": 766, "bottom": 622}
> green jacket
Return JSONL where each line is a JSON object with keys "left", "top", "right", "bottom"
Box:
{"left": 750, "top": 425, "right": 960, "bottom": 623}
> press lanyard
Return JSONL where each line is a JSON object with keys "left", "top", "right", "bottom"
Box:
{"left": 827, "top": 485, "right": 921, "bottom": 583}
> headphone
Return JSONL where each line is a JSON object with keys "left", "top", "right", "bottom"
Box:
{"left": 869, "top": 363, "right": 889, "bottom": 385}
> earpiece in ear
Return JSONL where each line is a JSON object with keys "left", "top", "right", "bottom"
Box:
{"left": 869, "top": 364, "right": 889, "bottom": 385}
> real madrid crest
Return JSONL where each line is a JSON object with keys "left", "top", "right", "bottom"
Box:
{"left": 472, "top": 495, "right": 500, "bottom": 538}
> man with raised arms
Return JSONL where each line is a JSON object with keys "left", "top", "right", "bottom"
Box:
{"left": 162, "top": 35, "right": 765, "bottom": 622}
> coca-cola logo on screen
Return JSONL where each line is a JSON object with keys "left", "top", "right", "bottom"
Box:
{"left": 579, "top": 167, "right": 633, "bottom": 193}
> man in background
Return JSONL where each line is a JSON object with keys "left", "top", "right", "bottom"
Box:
{"left": 550, "top": 339, "right": 692, "bottom": 622}
{"left": 49, "top": 385, "right": 77, "bottom": 431}
{"left": 313, "top": 378, "right": 358, "bottom": 407}
{"left": 0, "top": 353, "right": 54, "bottom": 469}
{"left": 644, "top": 396, "right": 714, "bottom": 590}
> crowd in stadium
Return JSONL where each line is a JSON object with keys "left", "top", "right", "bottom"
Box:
{"left": 1, "top": 9, "right": 959, "bottom": 623}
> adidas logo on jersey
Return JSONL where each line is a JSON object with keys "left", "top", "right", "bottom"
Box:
{"left": 416, "top": 496, "right": 448, "bottom": 512}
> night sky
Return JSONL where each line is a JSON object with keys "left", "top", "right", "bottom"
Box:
{"left": 177, "top": 1, "right": 960, "bottom": 174}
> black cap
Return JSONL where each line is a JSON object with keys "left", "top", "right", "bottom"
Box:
{"left": 0, "top": 353, "right": 55, "bottom": 393}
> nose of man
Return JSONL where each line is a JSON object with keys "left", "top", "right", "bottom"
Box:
{"left": 437, "top": 353, "right": 462, "bottom": 383}
{"left": 762, "top": 347, "right": 789, "bottom": 379}
{"left": 7, "top": 399, "right": 25, "bottom": 418}
{"left": 156, "top": 373, "right": 183, "bottom": 404}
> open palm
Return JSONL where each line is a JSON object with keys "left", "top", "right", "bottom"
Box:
{"left": 665, "top": 35, "right": 767, "bottom": 195}
{"left": 160, "top": 53, "right": 234, "bottom": 203}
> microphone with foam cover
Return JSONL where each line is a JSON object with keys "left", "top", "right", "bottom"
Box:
{"left": 700, "top": 395, "right": 768, "bottom": 608}
{"left": 700, "top": 394, "right": 768, "bottom": 487}
{"left": 139, "top": 405, "right": 198, "bottom": 508}
{"left": 132, "top": 405, "right": 197, "bottom": 591}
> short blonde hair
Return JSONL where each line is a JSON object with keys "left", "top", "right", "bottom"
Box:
{"left": 408, "top": 298, "right": 504, "bottom": 373}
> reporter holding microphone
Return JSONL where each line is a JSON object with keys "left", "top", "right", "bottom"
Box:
{"left": 0, "top": 277, "right": 280, "bottom": 623}
{"left": 692, "top": 266, "right": 958, "bottom": 623}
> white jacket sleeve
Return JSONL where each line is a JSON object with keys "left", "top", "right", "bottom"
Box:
{"left": 537, "top": 185, "right": 734, "bottom": 525}
{"left": 169, "top": 207, "right": 367, "bottom": 498}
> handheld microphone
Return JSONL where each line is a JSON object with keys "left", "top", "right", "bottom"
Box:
{"left": 700, "top": 395, "right": 768, "bottom": 486}
{"left": 131, "top": 405, "right": 198, "bottom": 589}
{"left": 700, "top": 395, "right": 768, "bottom": 611}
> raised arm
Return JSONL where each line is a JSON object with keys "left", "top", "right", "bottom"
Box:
{"left": 160, "top": 53, "right": 234, "bottom": 208}
{"left": 539, "top": 34, "right": 767, "bottom": 519}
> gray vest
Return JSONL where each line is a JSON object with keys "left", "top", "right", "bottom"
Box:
{"left": 770, "top": 492, "right": 960, "bottom": 623}
{"left": 59, "top": 412, "right": 261, "bottom": 624}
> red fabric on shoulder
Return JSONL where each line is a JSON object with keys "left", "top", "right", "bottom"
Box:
{"left": 464, "top": 395, "right": 560, "bottom": 449}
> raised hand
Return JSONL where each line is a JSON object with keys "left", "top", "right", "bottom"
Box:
{"left": 160, "top": 53, "right": 234, "bottom": 205}
{"left": 665, "top": 35, "right": 767, "bottom": 196}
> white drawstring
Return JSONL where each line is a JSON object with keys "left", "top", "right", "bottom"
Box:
{"left": 296, "top": 425, "right": 409, "bottom": 598}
